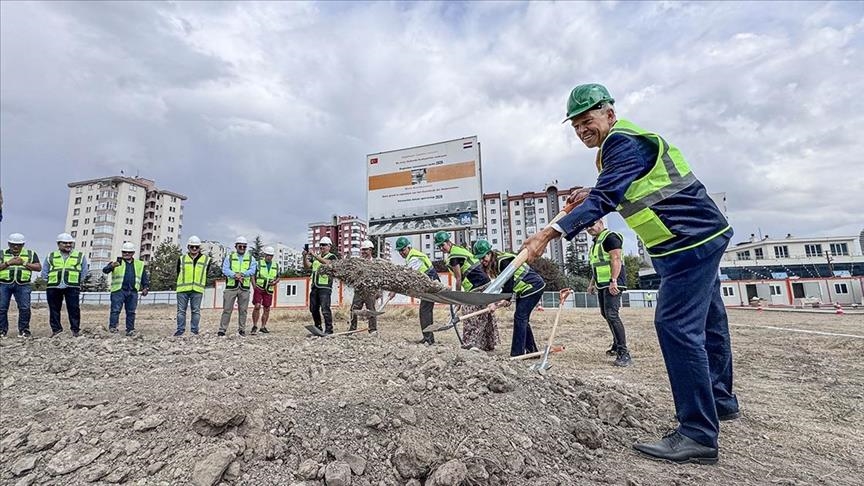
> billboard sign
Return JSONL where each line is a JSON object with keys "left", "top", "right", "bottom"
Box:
{"left": 366, "top": 136, "right": 482, "bottom": 236}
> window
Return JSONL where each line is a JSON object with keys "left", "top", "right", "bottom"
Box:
{"left": 75, "top": 187, "right": 83, "bottom": 194}
{"left": 127, "top": 207, "right": 135, "bottom": 214}
{"left": 538, "top": 208, "right": 545, "bottom": 213}
{"left": 425, "top": 244, "right": 431, "bottom": 249}
{"left": 722, "top": 287, "right": 735, "bottom": 297}
{"left": 74, "top": 197, "right": 81, "bottom": 205}
{"left": 834, "top": 283, "right": 849, "bottom": 294}
{"left": 491, "top": 219, "right": 497, "bottom": 224}
{"left": 491, "top": 229, "right": 498, "bottom": 235}
{"left": 286, "top": 284, "right": 298, "bottom": 296}
{"left": 128, "top": 195, "right": 135, "bottom": 202}
{"left": 86, "top": 207, "right": 91, "bottom": 213}
{"left": 169, "top": 206, "right": 176, "bottom": 213}
{"left": 514, "top": 201, "right": 520, "bottom": 206}
{"left": 736, "top": 251, "right": 751, "bottom": 260}
{"left": 514, "top": 210, "right": 521, "bottom": 216}
{"left": 70, "top": 231, "right": 77, "bottom": 237}
{"left": 516, "top": 230, "right": 522, "bottom": 236}
{"left": 516, "top": 239, "right": 523, "bottom": 245}
{"left": 83, "top": 230, "right": 88, "bottom": 236}
{"left": 490, "top": 208, "right": 496, "bottom": 214}
{"left": 539, "top": 218, "right": 546, "bottom": 224}
{"left": 770, "top": 285, "right": 782, "bottom": 296}
{"left": 804, "top": 244, "right": 822, "bottom": 257}
{"left": 84, "top": 218, "right": 90, "bottom": 224}
{"left": 774, "top": 245, "right": 789, "bottom": 258}
{"left": 129, "top": 185, "right": 137, "bottom": 192}
{"left": 73, "top": 208, "right": 80, "bottom": 216}
{"left": 168, "top": 216, "right": 175, "bottom": 223}
{"left": 515, "top": 220, "right": 521, "bottom": 226}
{"left": 168, "top": 226, "right": 174, "bottom": 233}
{"left": 492, "top": 239, "right": 498, "bottom": 244}
{"left": 425, "top": 234, "right": 430, "bottom": 240}
{"left": 87, "top": 195, "right": 93, "bottom": 202}
{"left": 81, "top": 241, "right": 86, "bottom": 247}
{"left": 71, "top": 219, "right": 79, "bottom": 227}
{"left": 171, "top": 197, "right": 177, "bottom": 202}
{"left": 829, "top": 243, "right": 849, "bottom": 256}
{"left": 754, "top": 248, "right": 764, "bottom": 259}
{"left": 123, "top": 230, "right": 132, "bottom": 236}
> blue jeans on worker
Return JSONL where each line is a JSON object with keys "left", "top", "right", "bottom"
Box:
{"left": 110, "top": 290, "right": 139, "bottom": 332}
{"left": 0, "top": 283, "right": 32, "bottom": 334}
{"left": 511, "top": 291, "right": 542, "bottom": 356}
{"left": 652, "top": 233, "right": 738, "bottom": 449}
{"left": 177, "top": 291, "right": 203, "bottom": 334}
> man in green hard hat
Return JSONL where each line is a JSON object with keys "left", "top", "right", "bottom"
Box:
{"left": 522, "top": 83, "right": 737, "bottom": 465}
{"left": 390, "top": 236, "right": 440, "bottom": 345}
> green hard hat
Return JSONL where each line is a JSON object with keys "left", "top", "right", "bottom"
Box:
{"left": 473, "top": 239, "right": 492, "bottom": 259}
{"left": 395, "top": 236, "right": 411, "bottom": 251}
{"left": 563, "top": 83, "right": 614, "bottom": 122}
{"left": 433, "top": 231, "right": 451, "bottom": 247}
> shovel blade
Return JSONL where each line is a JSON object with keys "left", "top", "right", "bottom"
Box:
{"left": 304, "top": 325, "right": 326, "bottom": 337}
{"left": 351, "top": 309, "right": 385, "bottom": 318}
{"left": 413, "top": 290, "right": 511, "bottom": 306}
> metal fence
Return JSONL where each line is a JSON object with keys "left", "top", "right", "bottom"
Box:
{"left": 539, "top": 290, "right": 658, "bottom": 309}
{"left": 29, "top": 291, "right": 178, "bottom": 305}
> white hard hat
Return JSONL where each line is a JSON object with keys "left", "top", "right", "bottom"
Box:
{"left": 235, "top": 236, "right": 248, "bottom": 245}
{"left": 187, "top": 235, "right": 202, "bottom": 246}
{"left": 56, "top": 233, "right": 75, "bottom": 243}
{"left": 8, "top": 233, "right": 26, "bottom": 244}
{"left": 263, "top": 246, "right": 275, "bottom": 256}
{"left": 361, "top": 240, "right": 374, "bottom": 250}
{"left": 121, "top": 242, "right": 137, "bottom": 252}
{"left": 319, "top": 237, "right": 332, "bottom": 246}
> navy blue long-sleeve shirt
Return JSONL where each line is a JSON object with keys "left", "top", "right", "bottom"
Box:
{"left": 103, "top": 260, "right": 150, "bottom": 291}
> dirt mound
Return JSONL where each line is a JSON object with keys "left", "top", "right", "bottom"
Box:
{"left": 0, "top": 331, "right": 666, "bottom": 485}
{"left": 321, "top": 258, "right": 447, "bottom": 296}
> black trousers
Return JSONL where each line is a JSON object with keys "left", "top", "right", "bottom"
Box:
{"left": 598, "top": 288, "right": 627, "bottom": 351}
{"left": 47, "top": 287, "right": 81, "bottom": 332}
{"left": 419, "top": 299, "right": 435, "bottom": 343}
{"left": 309, "top": 287, "right": 333, "bottom": 333}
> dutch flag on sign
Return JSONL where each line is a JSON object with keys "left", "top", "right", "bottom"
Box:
{"left": 463, "top": 140, "right": 473, "bottom": 149}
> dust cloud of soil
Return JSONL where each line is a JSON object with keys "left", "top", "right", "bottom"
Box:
{"left": 322, "top": 258, "right": 446, "bottom": 296}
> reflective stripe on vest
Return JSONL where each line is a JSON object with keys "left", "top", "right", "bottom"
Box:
{"left": 497, "top": 252, "right": 535, "bottom": 296}
{"left": 589, "top": 229, "right": 622, "bottom": 288}
{"left": 255, "top": 259, "right": 279, "bottom": 294}
{"left": 311, "top": 253, "right": 335, "bottom": 288}
{"left": 0, "top": 249, "right": 35, "bottom": 284}
{"left": 111, "top": 260, "right": 144, "bottom": 292}
{"left": 226, "top": 252, "right": 252, "bottom": 289}
{"left": 446, "top": 245, "right": 477, "bottom": 290}
{"left": 47, "top": 251, "right": 83, "bottom": 287}
{"left": 600, "top": 119, "right": 698, "bottom": 250}
{"left": 176, "top": 254, "right": 210, "bottom": 293}
{"left": 406, "top": 248, "right": 432, "bottom": 274}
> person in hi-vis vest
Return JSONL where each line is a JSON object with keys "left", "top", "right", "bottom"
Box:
{"left": 586, "top": 219, "right": 631, "bottom": 366}
{"left": 219, "top": 236, "right": 257, "bottom": 336}
{"left": 251, "top": 246, "right": 279, "bottom": 335}
{"left": 102, "top": 242, "right": 149, "bottom": 336}
{"left": 0, "top": 233, "right": 42, "bottom": 338}
{"left": 349, "top": 240, "right": 378, "bottom": 334}
{"left": 303, "top": 236, "right": 337, "bottom": 334}
{"left": 522, "top": 83, "right": 737, "bottom": 465}
{"left": 42, "top": 233, "right": 88, "bottom": 337}
{"left": 174, "top": 235, "right": 211, "bottom": 336}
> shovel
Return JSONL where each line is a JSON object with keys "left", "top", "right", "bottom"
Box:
{"left": 531, "top": 288, "right": 572, "bottom": 372}
{"left": 484, "top": 198, "right": 583, "bottom": 295}
{"left": 424, "top": 305, "right": 496, "bottom": 334}
{"left": 412, "top": 290, "right": 512, "bottom": 307}
{"left": 509, "top": 345, "right": 565, "bottom": 361}
{"left": 351, "top": 294, "right": 393, "bottom": 319}
{"left": 305, "top": 326, "right": 369, "bottom": 337}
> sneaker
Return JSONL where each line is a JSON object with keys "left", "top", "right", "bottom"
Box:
{"left": 324, "top": 330, "right": 333, "bottom": 335}
{"left": 614, "top": 351, "right": 633, "bottom": 367}
{"left": 125, "top": 330, "right": 136, "bottom": 337}
{"left": 238, "top": 330, "right": 246, "bottom": 337}
{"left": 108, "top": 327, "right": 118, "bottom": 334}
{"left": 368, "top": 330, "right": 378, "bottom": 335}
{"left": 0, "top": 331, "right": 6, "bottom": 338}
{"left": 606, "top": 344, "right": 618, "bottom": 356}
{"left": 19, "top": 330, "right": 32, "bottom": 338}
{"left": 191, "top": 330, "right": 199, "bottom": 336}
{"left": 719, "top": 411, "right": 741, "bottom": 422}
{"left": 250, "top": 327, "right": 258, "bottom": 335}
{"left": 217, "top": 331, "right": 226, "bottom": 337}
{"left": 51, "top": 330, "right": 63, "bottom": 337}
{"left": 259, "top": 327, "right": 270, "bottom": 334}
{"left": 173, "top": 331, "right": 184, "bottom": 337}
{"left": 71, "top": 331, "right": 80, "bottom": 338}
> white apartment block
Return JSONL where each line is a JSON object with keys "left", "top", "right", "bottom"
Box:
{"left": 65, "top": 176, "right": 186, "bottom": 269}
{"left": 200, "top": 240, "right": 227, "bottom": 264}
{"left": 275, "top": 243, "right": 303, "bottom": 271}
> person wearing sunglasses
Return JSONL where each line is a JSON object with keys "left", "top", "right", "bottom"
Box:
{"left": 219, "top": 236, "right": 257, "bottom": 336}
{"left": 175, "top": 235, "right": 211, "bottom": 336}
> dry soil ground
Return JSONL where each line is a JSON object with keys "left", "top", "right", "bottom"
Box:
{"left": 1, "top": 303, "right": 862, "bottom": 486}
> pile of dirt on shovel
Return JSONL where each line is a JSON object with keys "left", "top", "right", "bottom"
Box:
{"left": 321, "top": 257, "right": 447, "bottom": 296}
{"left": 0, "top": 331, "right": 670, "bottom": 486}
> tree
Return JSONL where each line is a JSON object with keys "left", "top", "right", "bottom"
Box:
{"left": 624, "top": 255, "right": 645, "bottom": 290}
{"left": 148, "top": 241, "right": 182, "bottom": 291}
{"left": 206, "top": 257, "right": 224, "bottom": 288}
{"left": 564, "top": 240, "right": 580, "bottom": 275}
{"left": 251, "top": 235, "right": 264, "bottom": 261}
{"left": 32, "top": 276, "right": 47, "bottom": 291}
{"left": 81, "top": 272, "right": 97, "bottom": 292}
{"left": 96, "top": 274, "right": 109, "bottom": 292}
{"left": 530, "top": 257, "right": 566, "bottom": 292}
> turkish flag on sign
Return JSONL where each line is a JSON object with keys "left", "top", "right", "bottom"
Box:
{"left": 370, "top": 158, "right": 378, "bottom": 164}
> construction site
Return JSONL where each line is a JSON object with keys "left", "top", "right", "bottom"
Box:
{"left": 0, "top": 303, "right": 861, "bottom": 485}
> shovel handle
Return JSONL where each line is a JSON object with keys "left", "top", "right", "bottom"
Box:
{"left": 458, "top": 306, "right": 496, "bottom": 321}
{"left": 509, "top": 345, "right": 565, "bottom": 361}
{"left": 330, "top": 327, "right": 368, "bottom": 337}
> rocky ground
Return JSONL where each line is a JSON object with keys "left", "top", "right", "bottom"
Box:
{"left": 1, "top": 305, "right": 862, "bottom": 486}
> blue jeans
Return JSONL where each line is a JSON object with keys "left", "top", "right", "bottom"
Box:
{"left": 110, "top": 290, "right": 139, "bottom": 332}
{"left": 0, "top": 283, "right": 32, "bottom": 334}
{"left": 511, "top": 291, "right": 542, "bottom": 356}
{"left": 652, "top": 235, "right": 738, "bottom": 448}
{"left": 177, "top": 291, "right": 203, "bottom": 333}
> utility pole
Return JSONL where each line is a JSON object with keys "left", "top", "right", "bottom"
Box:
{"left": 826, "top": 251, "right": 834, "bottom": 276}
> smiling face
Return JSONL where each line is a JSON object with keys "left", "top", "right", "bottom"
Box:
{"left": 569, "top": 104, "right": 616, "bottom": 149}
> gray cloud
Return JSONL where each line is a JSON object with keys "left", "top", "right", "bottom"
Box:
{"left": 2, "top": 1, "right": 862, "bottom": 256}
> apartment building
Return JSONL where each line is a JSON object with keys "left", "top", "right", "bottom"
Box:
{"left": 65, "top": 176, "right": 186, "bottom": 269}
{"left": 307, "top": 215, "right": 368, "bottom": 257}
{"left": 200, "top": 240, "right": 227, "bottom": 264}
{"left": 274, "top": 243, "right": 304, "bottom": 271}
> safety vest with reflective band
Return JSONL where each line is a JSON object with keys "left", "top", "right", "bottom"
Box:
{"left": 445, "top": 245, "right": 478, "bottom": 291}
{"left": 226, "top": 252, "right": 253, "bottom": 289}
{"left": 47, "top": 251, "right": 83, "bottom": 288}
{"left": 0, "top": 249, "right": 36, "bottom": 284}
{"left": 599, "top": 119, "right": 731, "bottom": 258}
{"left": 589, "top": 230, "right": 627, "bottom": 289}
{"left": 311, "top": 253, "right": 335, "bottom": 288}
{"left": 255, "top": 259, "right": 279, "bottom": 294}
{"left": 405, "top": 248, "right": 439, "bottom": 281}
{"left": 176, "top": 254, "right": 210, "bottom": 293}
{"left": 497, "top": 252, "right": 545, "bottom": 297}
{"left": 111, "top": 259, "right": 145, "bottom": 292}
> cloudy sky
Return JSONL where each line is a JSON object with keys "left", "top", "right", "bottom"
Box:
{"left": 2, "top": 1, "right": 862, "bottom": 255}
